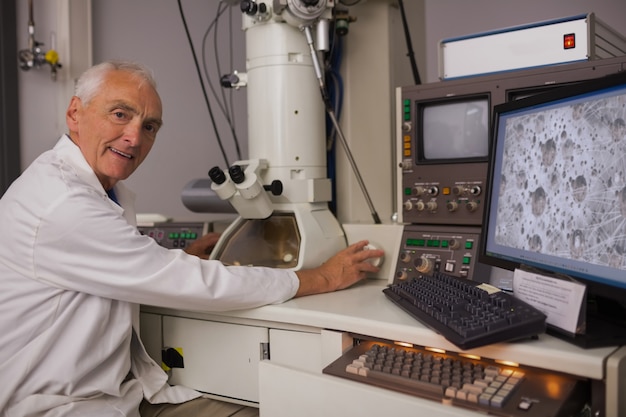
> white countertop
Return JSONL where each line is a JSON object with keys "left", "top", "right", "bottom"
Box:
{"left": 142, "top": 279, "right": 620, "bottom": 380}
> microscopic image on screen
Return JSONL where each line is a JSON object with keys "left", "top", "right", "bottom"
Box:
{"left": 494, "top": 89, "right": 626, "bottom": 270}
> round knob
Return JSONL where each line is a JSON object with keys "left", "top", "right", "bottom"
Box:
{"left": 452, "top": 186, "right": 464, "bottom": 196}
{"left": 414, "top": 186, "right": 427, "bottom": 196}
{"left": 395, "top": 270, "right": 408, "bottom": 281}
{"left": 470, "top": 186, "right": 482, "bottom": 196}
{"left": 446, "top": 201, "right": 458, "bottom": 212}
{"left": 415, "top": 201, "right": 425, "bottom": 211}
{"left": 264, "top": 180, "right": 283, "bottom": 196}
{"left": 402, "top": 122, "right": 412, "bottom": 133}
{"left": 426, "top": 201, "right": 438, "bottom": 212}
{"left": 399, "top": 252, "right": 412, "bottom": 263}
{"left": 448, "top": 239, "right": 461, "bottom": 250}
{"left": 466, "top": 201, "right": 478, "bottom": 212}
{"left": 428, "top": 186, "right": 439, "bottom": 196}
{"left": 414, "top": 257, "right": 434, "bottom": 274}
{"left": 240, "top": 0, "right": 258, "bottom": 15}
{"left": 363, "top": 244, "right": 384, "bottom": 268}
{"left": 403, "top": 200, "right": 413, "bottom": 211}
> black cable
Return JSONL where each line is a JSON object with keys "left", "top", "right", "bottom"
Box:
{"left": 397, "top": 0, "right": 421, "bottom": 85}
{"left": 212, "top": 2, "right": 242, "bottom": 160}
{"left": 201, "top": 1, "right": 243, "bottom": 160}
{"left": 201, "top": 4, "right": 230, "bottom": 118}
{"left": 177, "top": 0, "right": 231, "bottom": 167}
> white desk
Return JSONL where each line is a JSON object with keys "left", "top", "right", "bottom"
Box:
{"left": 141, "top": 279, "right": 625, "bottom": 417}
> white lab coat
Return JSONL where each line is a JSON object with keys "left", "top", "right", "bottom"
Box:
{"left": 0, "top": 135, "right": 299, "bottom": 416}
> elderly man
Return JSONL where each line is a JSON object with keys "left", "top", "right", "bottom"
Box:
{"left": 0, "top": 60, "right": 383, "bottom": 417}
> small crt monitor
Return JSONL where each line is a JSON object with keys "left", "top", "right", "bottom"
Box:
{"left": 418, "top": 96, "right": 490, "bottom": 162}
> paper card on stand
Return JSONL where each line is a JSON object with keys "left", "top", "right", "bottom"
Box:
{"left": 513, "top": 268, "right": 587, "bottom": 335}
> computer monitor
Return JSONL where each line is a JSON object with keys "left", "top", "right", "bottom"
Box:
{"left": 418, "top": 96, "right": 490, "bottom": 162}
{"left": 482, "top": 70, "right": 626, "bottom": 347}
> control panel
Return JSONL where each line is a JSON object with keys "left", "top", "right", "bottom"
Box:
{"left": 399, "top": 162, "right": 488, "bottom": 226}
{"left": 391, "top": 224, "right": 490, "bottom": 284}
{"left": 138, "top": 222, "right": 209, "bottom": 250}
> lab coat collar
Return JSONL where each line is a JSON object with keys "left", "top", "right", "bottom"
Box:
{"left": 54, "top": 135, "right": 137, "bottom": 224}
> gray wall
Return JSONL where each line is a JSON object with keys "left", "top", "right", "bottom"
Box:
{"left": 91, "top": 0, "right": 247, "bottom": 221}
{"left": 16, "top": 0, "right": 626, "bottom": 221}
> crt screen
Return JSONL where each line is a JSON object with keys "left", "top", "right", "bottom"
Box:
{"left": 422, "top": 99, "right": 489, "bottom": 160}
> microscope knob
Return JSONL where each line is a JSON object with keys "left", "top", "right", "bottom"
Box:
{"left": 264, "top": 180, "right": 283, "bottom": 196}
{"left": 363, "top": 243, "right": 384, "bottom": 268}
{"left": 240, "top": 0, "right": 258, "bottom": 15}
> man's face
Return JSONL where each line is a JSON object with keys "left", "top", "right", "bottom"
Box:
{"left": 66, "top": 70, "right": 163, "bottom": 190}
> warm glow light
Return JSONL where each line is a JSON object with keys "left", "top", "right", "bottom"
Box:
{"left": 394, "top": 341, "right": 413, "bottom": 348}
{"left": 545, "top": 380, "right": 564, "bottom": 398}
{"left": 425, "top": 347, "right": 446, "bottom": 354}
{"left": 459, "top": 353, "right": 482, "bottom": 361}
{"left": 495, "top": 360, "right": 519, "bottom": 367}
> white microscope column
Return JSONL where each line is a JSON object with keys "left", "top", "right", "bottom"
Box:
{"left": 244, "top": 17, "right": 327, "bottom": 199}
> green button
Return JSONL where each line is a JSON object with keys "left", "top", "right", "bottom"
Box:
{"left": 441, "top": 240, "right": 449, "bottom": 248}
{"left": 465, "top": 241, "right": 473, "bottom": 249}
{"left": 463, "top": 256, "right": 471, "bottom": 264}
{"left": 406, "top": 238, "right": 425, "bottom": 247}
{"left": 169, "top": 232, "right": 179, "bottom": 239}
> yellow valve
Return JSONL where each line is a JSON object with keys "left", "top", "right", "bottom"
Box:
{"left": 45, "top": 49, "right": 59, "bottom": 65}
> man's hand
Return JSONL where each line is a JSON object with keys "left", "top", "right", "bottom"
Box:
{"left": 184, "top": 232, "right": 221, "bottom": 259}
{"left": 294, "top": 240, "right": 385, "bottom": 297}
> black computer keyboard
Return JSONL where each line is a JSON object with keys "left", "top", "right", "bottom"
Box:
{"left": 322, "top": 338, "right": 587, "bottom": 417}
{"left": 383, "top": 272, "right": 547, "bottom": 350}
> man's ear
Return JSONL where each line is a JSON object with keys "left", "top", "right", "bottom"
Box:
{"left": 66, "top": 96, "right": 81, "bottom": 131}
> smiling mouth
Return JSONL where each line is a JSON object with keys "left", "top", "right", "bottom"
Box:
{"left": 109, "top": 147, "right": 133, "bottom": 159}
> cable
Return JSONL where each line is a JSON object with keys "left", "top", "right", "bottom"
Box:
{"left": 303, "top": 26, "right": 381, "bottom": 224}
{"left": 325, "top": 26, "right": 344, "bottom": 214}
{"left": 201, "top": 1, "right": 243, "bottom": 160}
{"left": 397, "top": 0, "right": 421, "bottom": 85}
{"left": 177, "top": 0, "right": 231, "bottom": 167}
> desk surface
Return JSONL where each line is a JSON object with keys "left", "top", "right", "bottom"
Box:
{"left": 142, "top": 279, "right": 620, "bottom": 380}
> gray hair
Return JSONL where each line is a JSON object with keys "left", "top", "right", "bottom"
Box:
{"left": 74, "top": 60, "right": 158, "bottom": 105}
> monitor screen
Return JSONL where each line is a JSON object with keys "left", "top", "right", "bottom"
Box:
{"left": 483, "top": 71, "right": 626, "bottom": 295}
{"left": 419, "top": 97, "right": 490, "bottom": 161}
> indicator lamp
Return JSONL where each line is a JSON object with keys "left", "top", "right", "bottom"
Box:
{"left": 563, "top": 33, "right": 575, "bottom": 49}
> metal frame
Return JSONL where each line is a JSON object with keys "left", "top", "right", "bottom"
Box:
{"left": 0, "top": 0, "right": 21, "bottom": 196}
